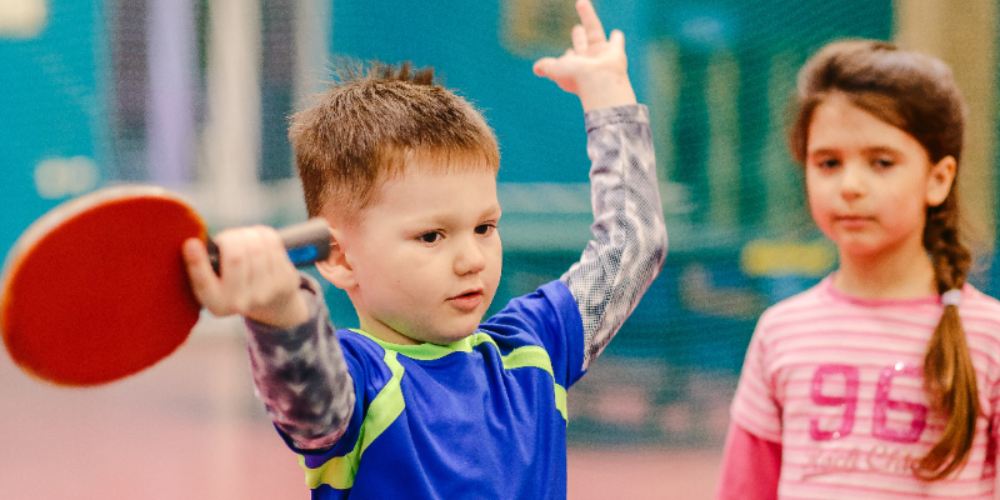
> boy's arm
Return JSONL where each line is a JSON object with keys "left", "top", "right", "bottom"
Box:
{"left": 184, "top": 227, "right": 354, "bottom": 450}
{"left": 569, "top": 105, "right": 665, "bottom": 368}
{"left": 535, "top": 0, "right": 668, "bottom": 369}
{"left": 243, "top": 275, "right": 355, "bottom": 450}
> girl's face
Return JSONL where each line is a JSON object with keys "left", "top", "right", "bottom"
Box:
{"left": 804, "top": 94, "right": 955, "bottom": 260}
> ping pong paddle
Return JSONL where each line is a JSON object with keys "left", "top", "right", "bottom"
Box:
{"left": 0, "top": 185, "right": 330, "bottom": 387}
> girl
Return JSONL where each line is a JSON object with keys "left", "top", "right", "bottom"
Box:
{"left": 716, "top": 40, "right": 1000, "bottom": 499}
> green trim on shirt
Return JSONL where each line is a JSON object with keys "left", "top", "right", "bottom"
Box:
{"left": 352, "top": 329, "right": 568, "bottom": 421}
{"left": 302, "top": 350, "right": 406, "bottom": 490}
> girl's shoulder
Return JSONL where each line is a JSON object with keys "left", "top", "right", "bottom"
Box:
{"left": 961, "top": 283, "right": 1000, "bottom": 311}
{"left": 958, "top": 284, "right": 1000, "bottom": 334}
{"left": 958, "top": 286, "right": 1000, "bottom": 386}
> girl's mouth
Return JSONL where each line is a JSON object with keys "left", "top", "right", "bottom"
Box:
{"left": 835, "top": 215, "right": 874, "bottom": 229}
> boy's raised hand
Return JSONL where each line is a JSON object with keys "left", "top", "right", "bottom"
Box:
{"left": 183, "top": 227, "right": 309, "bottom": 329}
{"left": 532, "top": 0, "right": 636, "bottom": 111}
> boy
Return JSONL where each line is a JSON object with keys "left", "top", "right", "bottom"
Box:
{"left": 183, "top": 1, "right": 667, "bottom": 498}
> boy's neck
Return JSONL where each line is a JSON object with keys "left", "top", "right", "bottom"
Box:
{"left": 360, "top": 321, "right": 423, "bottom": 346}
{"left": 833, "top": 242, "right": 938, "bottom": 300}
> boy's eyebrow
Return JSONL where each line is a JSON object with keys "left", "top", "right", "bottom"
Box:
{"left": 481, "top": 203, "right": 502, "bottom": 219}
{"left": 404, "top": 203, "right": 502, "bottom": 227}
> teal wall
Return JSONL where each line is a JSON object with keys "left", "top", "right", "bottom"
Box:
{"left": 0, "top": 1, "right": 108, "bottom": 254}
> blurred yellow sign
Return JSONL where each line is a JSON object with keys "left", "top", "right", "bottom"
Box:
{"left": 500, "top": 0, "right": 581, "bottom": 58}
{"left": 0, "top": 0, "right": 46, "bottom": 38}
{"left": 741, "top": 239, "right": 836, "bottom": 278}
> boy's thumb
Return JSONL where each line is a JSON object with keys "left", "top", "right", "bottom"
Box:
{"left": 533, "top": 57, "right": 555, "bottom": 77}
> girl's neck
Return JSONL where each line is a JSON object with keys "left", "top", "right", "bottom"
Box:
{"left": 833, "top": 243, "right": 938, "bottom": 300}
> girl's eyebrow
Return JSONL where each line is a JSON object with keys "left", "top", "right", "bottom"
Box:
{"left": 805, "top": 147, "right": 839, "bottom": 158}
{"left": 859, "top": 146, "right": 902, "bottom": 156}
{"left": 807, "top": 145, "right": 902, "bottom": 157}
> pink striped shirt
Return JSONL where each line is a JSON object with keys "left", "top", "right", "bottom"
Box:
{"left": 730, "top": 276, "right": 1000, "bottom": 499}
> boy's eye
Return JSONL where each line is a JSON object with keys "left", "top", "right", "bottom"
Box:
{"left": 475, "top": 223, "right": 497, "bottom": 237}
{"left": 417, "top": 231, "right": 443, "bottom": 244}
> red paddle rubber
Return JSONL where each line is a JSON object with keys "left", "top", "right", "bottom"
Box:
{"left": 1, "top": 187, "right": 206, "bottom": 386}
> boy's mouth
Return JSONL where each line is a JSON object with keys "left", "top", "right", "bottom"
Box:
{"left": 448, "top": 289, "right": 484, "bottom": 311}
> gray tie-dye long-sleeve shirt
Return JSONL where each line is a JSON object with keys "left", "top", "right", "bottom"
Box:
{"left": 244, "top": 104, "right": 667, "bottom": 450}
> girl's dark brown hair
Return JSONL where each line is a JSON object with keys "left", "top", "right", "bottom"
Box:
{"left": 789, "top": 40, "right": 974, "bottom": 480}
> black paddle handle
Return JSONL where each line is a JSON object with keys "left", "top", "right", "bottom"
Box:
{"left": 206, "top": 218, "right": 331, "bottom": 276}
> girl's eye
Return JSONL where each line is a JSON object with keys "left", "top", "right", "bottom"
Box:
{"left": 873, "top": 158, "right": 894, "bottom": 169}
{"left": 475, "top": 223, "right": 497, "bottom": 237}
{"left": 418, "top": 232, "right": 443, "bottom": 244}
{"left": 816, "top": 158, "right": 840, "bottom": 170}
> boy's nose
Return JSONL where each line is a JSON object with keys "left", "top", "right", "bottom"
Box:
{"left": 454, "top": 238, "right": 487, "bottom": 276}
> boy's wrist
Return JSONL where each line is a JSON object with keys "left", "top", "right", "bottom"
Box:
{"left": 577, "top": 74, "right": 637, "bottom": 112}
{"left": 247, "top": 287, "right": 314, "bottom": 330}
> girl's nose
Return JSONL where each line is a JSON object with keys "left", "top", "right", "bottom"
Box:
{"left": 840, "top": 162, "right": 867, "bottom": 199}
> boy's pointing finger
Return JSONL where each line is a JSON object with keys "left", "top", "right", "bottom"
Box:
{"left": 575, "top": 0, "right": 606, "bottom": 45}
{"left": 572, "top": 24, "right": 588, "bottom": 53}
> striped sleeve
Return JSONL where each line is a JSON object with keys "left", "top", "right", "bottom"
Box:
{"left": 716, "top": 421, "right": 781, "bottom": 500}
{"left": 730, "top": 316, "right": 783, "bottom": 443}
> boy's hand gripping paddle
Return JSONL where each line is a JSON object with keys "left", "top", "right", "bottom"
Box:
{"left": 0, "top": 185, "right": 330, "bottom": 387}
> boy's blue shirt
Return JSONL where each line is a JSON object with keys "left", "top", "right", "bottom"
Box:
{"left": 292, "top": 280, "right": 584, "bottom": 499}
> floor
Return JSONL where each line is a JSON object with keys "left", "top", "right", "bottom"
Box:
{"left": 0, "top": 315, "right": 722, "bottom": 500}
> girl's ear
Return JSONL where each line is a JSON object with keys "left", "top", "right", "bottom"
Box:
{"left": 926, "top": 155, "right": 957, "bottom": 207}
{"left": 315, "top": 228, "right": 357, "bottom": 291}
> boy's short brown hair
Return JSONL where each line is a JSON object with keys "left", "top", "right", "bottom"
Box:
{"left": 289, "top": 61, "right": 501, "bottom": 221}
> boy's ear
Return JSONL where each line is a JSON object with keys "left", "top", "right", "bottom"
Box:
{"left": 315, "top": 228, "right": 357, "bottom": 290}
{"left": 926, "top": 155, "right": 957, "bottom": 207}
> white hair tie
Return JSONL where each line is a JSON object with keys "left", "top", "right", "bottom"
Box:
{"left": 941, "top": 289, "right": 962, "bottom": 307}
